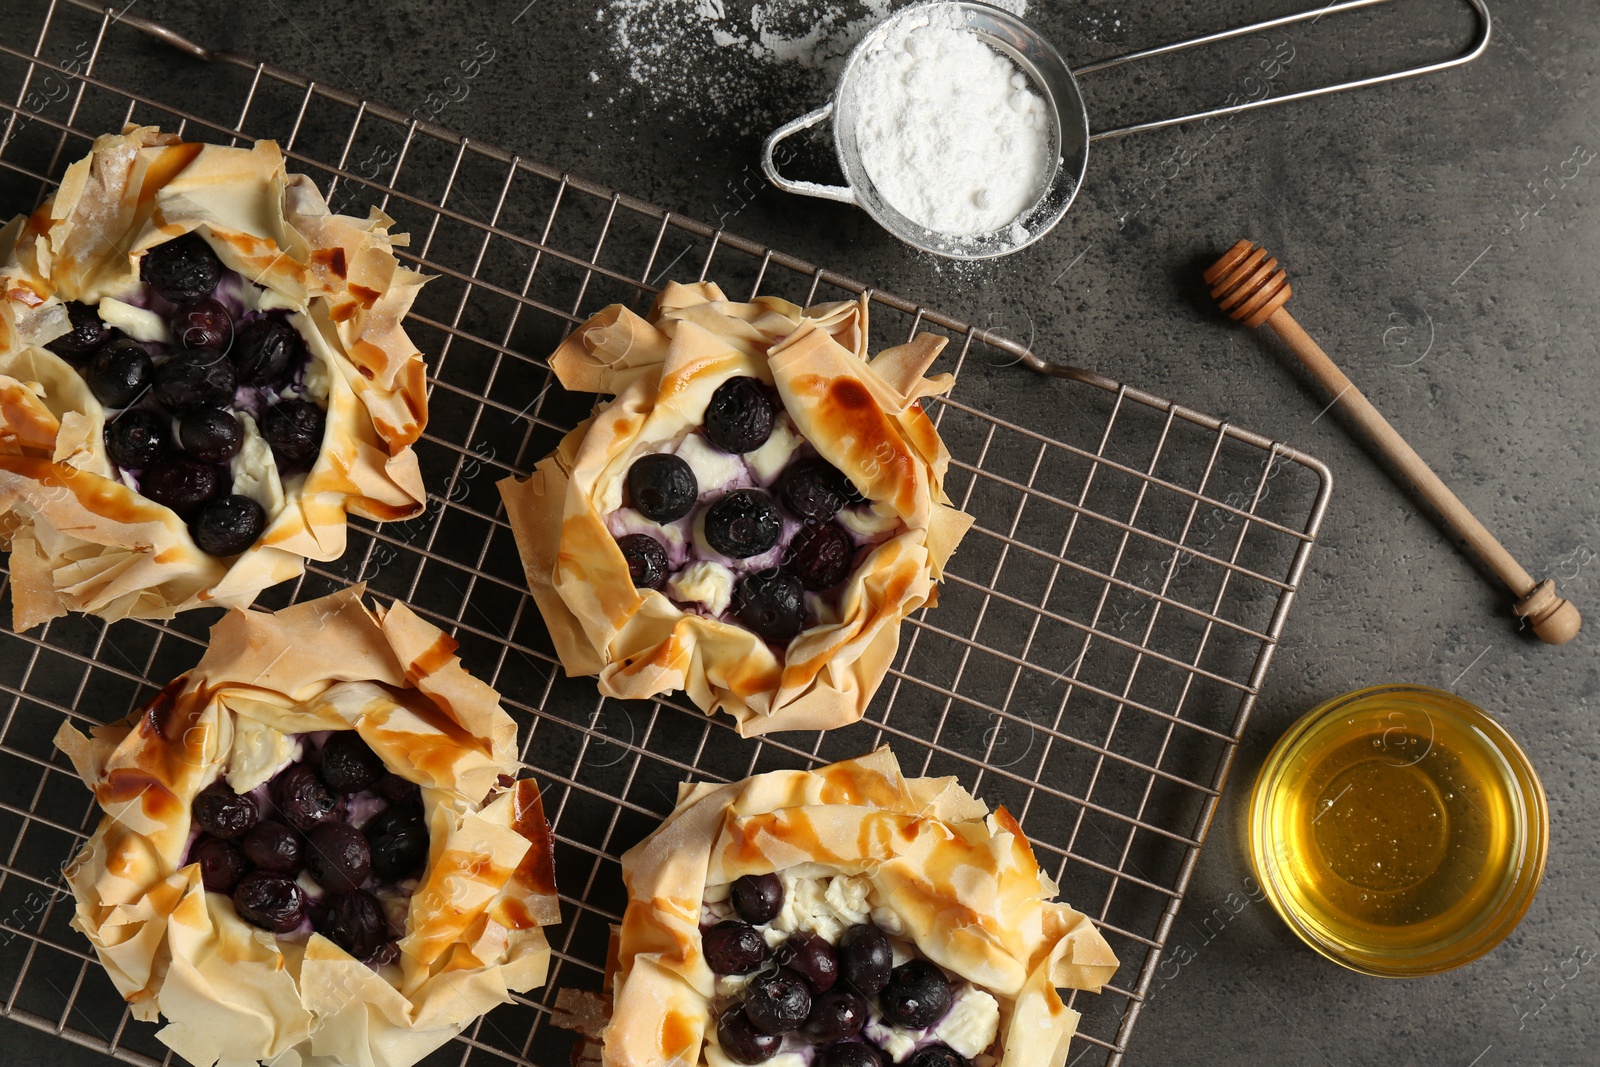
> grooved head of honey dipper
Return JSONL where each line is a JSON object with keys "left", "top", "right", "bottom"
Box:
{"left": 1515, "top": 579, "right": 1583, "bottom": 645}
{"left": 1205, "top": 239, "right": 1292, "bottom": 329}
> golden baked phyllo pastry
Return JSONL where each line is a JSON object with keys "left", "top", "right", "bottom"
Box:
{"left": 54, "top": 588, "right": 558, "bottom": 1067}
{"left": 0, "top": 125, "right": 428, "bottom": 631}
{"left": 499, "top": 282, "right": 973, "bottom": 736}
{"left": 588, "top": 749, "right": 1117, "bottom": 1067}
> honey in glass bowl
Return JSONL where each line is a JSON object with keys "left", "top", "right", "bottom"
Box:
{"left": 1248, "top": 684, "right": 1547, "bottom": 977}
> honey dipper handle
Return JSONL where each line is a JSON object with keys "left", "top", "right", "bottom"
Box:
{"left": 1264, "top": 307, "right": 1582, "bottom": 645}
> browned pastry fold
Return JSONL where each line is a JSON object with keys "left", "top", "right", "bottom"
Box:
{"left": 499, "top": 282, "right": 974, "bottom": 735}
{"left": 0, "top": 126, "right": 428, "bottom": 630}
{"left": 601, "top": 748, "right": 1118, "bottom": 1066}
{"left": 54, "top": 587, "right": 557, "bottom": 1067}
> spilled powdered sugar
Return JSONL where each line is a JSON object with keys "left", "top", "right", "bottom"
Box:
{"left": 596, "top": 0, "right": 1027, "bottom": 131}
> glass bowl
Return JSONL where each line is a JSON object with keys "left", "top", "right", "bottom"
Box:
{"left": 1248, "top": 684, "right": 1547, "bottom": 977}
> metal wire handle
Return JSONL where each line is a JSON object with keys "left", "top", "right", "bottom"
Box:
{"left": 762, "top": 102, "right": 855, "bottom": 205}
{"left": 1079, "top": 0, "right": 1492, "bottom": 141}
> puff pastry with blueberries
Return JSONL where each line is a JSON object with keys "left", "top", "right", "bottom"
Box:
{"left": 588, "top": 748, "right": 1117, "bottom": 1067}
{"left": 0, "top": 126, "right": 428, "bottom": 631}
{"left": 53, "top": 587, "right": 558, "bottom": 1067}
{"left": 499, "top": 282, "right": 973, "bottom": 736}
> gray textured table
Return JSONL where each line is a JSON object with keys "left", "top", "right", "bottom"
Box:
{"left": 2, "top": 1, "right": 1597, "bottom": 1065}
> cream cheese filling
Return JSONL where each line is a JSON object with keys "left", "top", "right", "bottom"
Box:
{"left": 225, "top": 717, "right": 303, "bottom": 793}
{"left": 95, "top": 297, "right": 172, "bottom": 344}
{"left": 674, "top": 432, "right": 746, "bottom": 496}
{"left": 668, "top": 560, "right": 736, "bottom": 617}
{"left": 231, "top": 412, "right": 287, "bottom": 520}
{"left": 744, "top": 413, "right": 802, "bottom": 484}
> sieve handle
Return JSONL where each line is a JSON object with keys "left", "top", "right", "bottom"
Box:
{"left": 1078, "top": 0, "right": 1491, "bottom": 141}
{"left": 761, "top": 103, "right": 857, "bottom": 206}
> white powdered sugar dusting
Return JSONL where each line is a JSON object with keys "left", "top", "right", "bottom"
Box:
{"left": 595, "top": 0, "right": 1027, "bottom": 130}
{"left": 851, "top": 3, "right": 1051, "bottom": 236}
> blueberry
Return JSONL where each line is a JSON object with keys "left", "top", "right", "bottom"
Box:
{"left": 731, "top": 872, "right": 784, "bottom": 925}
{"left": 818, "top": 1045, "right": 888, "bottom": 1067}
{"left": 305, "top": 823, "right": 372, "bottom": 893}
{"left": 171, "top": 297, "right": 232, "bottom": 352}
{"left": 190, "top": 494, "right": 265, "bottom": 558}
{"left": 312, "top": 889, "right": 391, "bottom": 961}
{"left": 616, "top": 533, "right": 669, "bottom": 590}
{"left": 367, "top": 803, "right": 429, "bottom": 881}
{"left": 777, "top": 930, "right": 838, "bottom": 993}
{"left": 704, "top": 376, "right": 775, "bottom": 453}
{"left": 47, "top": 301, "right": 111, "bottom": 361}
{"left": 716, "top": 1005, "right": 781, "bottom": 1064}
{"left": 192, "top": 783, "right": 259, "bottom": 840}
{"left": 744, "top": 968, "right": 812, "bottom": 1035}
{"left": 734, "top": 571, "right": 805, "bottom": 642}
{"left": 803, "top": 989, "right": 869, "bottom": 1042}
{"left": 85, "top": 339, "right": 153, "bottom": 408}
{"left": 153, "top": 349, "right": 237, "bottom": 409}
{"left": 376, "top": 773, "right": 421, "bottom": 808}
{"left": 320, "top": 731, "right": 385, "bottom": 793}
{"left": 907, "top": 1046, "right": 970, "bottom": 1067}
{"left": 261, "top": 398, "right": 325, "bottom": 469}
{"left": 786, "top": 522, "right": 854, "bottom": 592}
{"left": 242, "top": 820, "right": 302, "bottom": 875}
{"left": 141, "top": 232, "right": 223, "bottom": 303}
{"left": 141, "top": 457, "right": 223, "bottom": 516}
{"left": 704, "top": 490, "right": 781, "bottom": 558}
{"left": 178, "top": 406, "right": 242, "bottom": 463}
{"left": 191, "top": 836, "right": 248, "bottom": 893}
{"left": 104, "top": 409, "right": 169, "bottom": 470}
{"left": 271, "top": 764, "right": 340, "bottom": 832}
{"left": 232, "top": 317, "right": 302, "bottom": 386}
{"left": 232, "top": 871, "right": 306, "bottom": 934}
{"left": 702, "top": 920, "right": 768, "bottom": 975}
{"left": 881, "top": 959, "right": 952, "bottom": 1030}
{"left": 776, "top": 457, "right": 856, "bottom": 522}
{"left": 626, "top": 453, "right": 697, "bottom": 523}
{"left": 837, "top": 924, "right": 892, "bottom": 997}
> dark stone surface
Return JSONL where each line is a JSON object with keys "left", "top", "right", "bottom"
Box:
{"left": 2, "top": 1, "right": 1597, "bottom": 1065}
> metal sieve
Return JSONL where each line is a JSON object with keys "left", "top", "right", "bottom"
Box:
{"left": 763, "top": 0, "right": 1491, "bottom": 260}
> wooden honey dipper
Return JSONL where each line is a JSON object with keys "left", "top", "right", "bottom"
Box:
{"left": 1205, "top": 239, "right": 1581, "bottom": 645}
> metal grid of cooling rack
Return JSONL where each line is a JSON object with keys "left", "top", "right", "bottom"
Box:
{"left": 0, "top": 3, "right": 1331, "bottom": 1065}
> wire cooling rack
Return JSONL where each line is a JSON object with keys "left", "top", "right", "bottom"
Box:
{"left": 0, "top": 2, "right": 1331, "bottom": 1064}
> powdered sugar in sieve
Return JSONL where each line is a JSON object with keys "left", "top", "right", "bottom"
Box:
{"left": 849, "top": 3, "right": 1054, "bottom": 242}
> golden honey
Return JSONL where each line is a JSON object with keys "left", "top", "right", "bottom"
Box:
{"left": 1248, "top": 685, "right": 1547, "bottom": 976}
